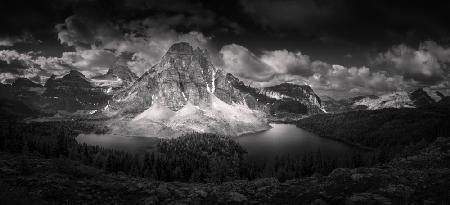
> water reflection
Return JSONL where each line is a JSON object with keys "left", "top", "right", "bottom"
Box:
{"left": 77, "top": 124, "right": 358, "bottom": 162}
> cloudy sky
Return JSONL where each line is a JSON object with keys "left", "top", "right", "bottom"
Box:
{"left": 1, "top": 0, "right": 450, "bottom": 98}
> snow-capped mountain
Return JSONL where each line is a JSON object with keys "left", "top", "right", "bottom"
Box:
{"left": 352, "top": 89, "right": 435, "bottom": 110}
{"left": 0, "top": 42, "right": 325, "bottom": 126}
{"left": 353, "top": 91, "right": 415, "bottom": 110}
{"left": 125, "top": 94, "right": 270, "bottom": 137}
{"left": 111, "top": 42, "right": 268, "bottom": 115}
{"left": 108, "top": 42, "right": 270, "bottom": 136}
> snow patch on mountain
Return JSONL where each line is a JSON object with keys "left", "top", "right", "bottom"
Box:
{"left": 90, "top": 78, "right": 123, "bottom": 88}
{"left": 132, "top": 103, "right": 175, "bottom": 122}
{"left": 123, "top": 94, "right": 270, "bottom": 138}
{"left": 354, "top": 91, "right": 415, "bottom": 110}
{"left": 258, "top": 89, "right": 291, "bottom": 100}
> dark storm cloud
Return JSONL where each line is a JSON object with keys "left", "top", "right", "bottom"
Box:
{"left": 240, "top": 0, "right": 450, "bottom": 40}
{"left": 220, "top": 44, "right": 410, "bottom": 97}
{"left": 371, "top": 42, "right": 449, "bottom": 85}
{"left": 1, "top": 0, "right": 450, "bottom": 97}
{"left": 0, "top": 60, "right": 28, "bottom": 74}
{"left": 55, "top": 14, "right": 123, "bottom": 50}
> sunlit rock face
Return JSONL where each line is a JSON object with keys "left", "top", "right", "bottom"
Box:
{"left": 257, "top": 83, "right": 325, "bottom": 114}
{"left": 112, "top": 42, "right": 244, "bottom": 114}
{"left": 352, "top": 89, "right": 435, "bottom": 110}
{"left": 109, "top": 42, "right": 330, "bottom": 137}
{"left": 109, "top": 42, "right": 271, "bottom": 137}
{"left": 151, "top": 42, "right": 216, "bottom": 110}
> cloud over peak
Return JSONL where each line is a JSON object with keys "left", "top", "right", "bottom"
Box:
{"left": 372, "top": 41, "right": 450, "bottom": 85}
{"left": 219, "top": 43, "right": 436, "bottom": 98}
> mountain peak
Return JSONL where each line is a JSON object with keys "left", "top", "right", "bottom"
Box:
{"left": 410, "top": 88, "right": 435, "bottom": 107}
{"left": 12, "top": 78, "right": 41, "bottom": 88}
{"left": 66, "top": 70, "right": 86, "bottom": 78}
{"left": 167, "top": 42, "right": 194, "bottom": 54}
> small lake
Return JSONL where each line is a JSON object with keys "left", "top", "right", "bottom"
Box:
{"left": 236, "top": 123, "right": 357, "bottom": 162}
{"left": 77, "top": 123, "right": 358, "bottom": 160}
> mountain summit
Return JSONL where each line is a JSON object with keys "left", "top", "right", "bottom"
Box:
{"left": 106, "top": 42, "right": 327, "bottom": 137}
{"left": 109, "top": 42, "right": 271, "bottom": 136}
{"left": 112, "top": 42, "right": 221, "bottom": 113}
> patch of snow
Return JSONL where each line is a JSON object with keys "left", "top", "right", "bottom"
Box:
{"left": 354, "top": 91, "right": 415, "bottom": 110}
{"left": 181, "top": 91, "right": 188, "bottom": 102}
{"left": 88, "top": 110, "right": 97, "bottom": 115}
{"left": 117, "top": 91, "right": 137, "bottom": 102}
{"left": 106, "top": 87, "right": 113, "bottom": 94}
{"left": 211, "top": 68, "right": 216, "bottom": 93}
{"left": 90, "top": 78, "right": 123, "bottom": 88}
{"left": 125, "top": 94, "right": 270, "bottom": 138}
{"left": 132, "top": 103, "right": 175, "bottom": 122}
{"left": 258, "top": 89, "right": 290, "bottom": 100}
{"left": 168, "top": 94, "right": 270, "bottom": 136}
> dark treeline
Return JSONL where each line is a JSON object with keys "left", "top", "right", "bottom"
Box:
{"left": 297, "top": 104, "right": 450, "bottom": 162}
{"left": 0, "top": 120, "right": 382, "bottom": 183}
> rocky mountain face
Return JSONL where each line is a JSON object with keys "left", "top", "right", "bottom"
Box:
{"left": 112, "top": 42, "right": 258, "bottom": 114}
{"left": 43, "top": 70, "right": 110, "bottom": 112}
{"left": 107, "top": 42, "right": 327, "bottom": 136}
{"left": 257, "top": 83, "right": 325, "bottom": 114}
{"left": 353, "top": 89, "right": 436, "bottom": 110}
{"left": 0, "top": 43, "right": 322, "bottom": 122}
{"left": 320, "top": 96, "right": 349, "bottom": 113}
{"left": 92, "top": 52, "right": 138, "bottom": 93}
{"left": 109, "top": 42, "right": 271, "bottom": 136}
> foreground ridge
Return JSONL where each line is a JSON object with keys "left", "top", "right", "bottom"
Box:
{"left": 1, "top": 137, "right": 449, "bottom": 204}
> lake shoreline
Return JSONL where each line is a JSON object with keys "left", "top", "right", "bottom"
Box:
{"left": 295, "top": 124, "right": 376, "bottom": 152}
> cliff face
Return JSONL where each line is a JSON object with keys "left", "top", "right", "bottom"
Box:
{"left": 109, "top": 42, "right": 270, "bottom": 137}
{"left": 257, "top": 83, "right": 325, "bottom": 114}
{"left": 112, "top": 42, "right": 249, "bottom": 115}
{"left": 111, "top": 42, "right": 325, "bottom": 119}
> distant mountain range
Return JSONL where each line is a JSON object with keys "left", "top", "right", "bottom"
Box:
{"left": 0, "top": 42, "right": 325, "bottom": 136}
{"left": 321, "top": 88, "right": 440, "bottom": 113}
{"left": 1, "top": 42, "right": 447, "bottom": 136}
